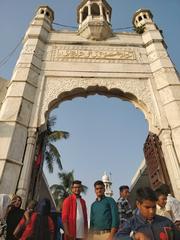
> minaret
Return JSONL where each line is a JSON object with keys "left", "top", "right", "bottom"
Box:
{"left": 132, "top": 9, "right": 180, "bottom": 198}
{"left": 132, "top": 9, "right": 156, "bottom": 32}
{"left": 77, "top": 0, "right": 113, "bottom": 40}
{"left": 102, "top": 172, "right": 113, "bottom": 197}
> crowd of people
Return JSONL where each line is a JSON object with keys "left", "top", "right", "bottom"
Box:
{"left": 0, "top": 181, "right": 180, "bottom": 240}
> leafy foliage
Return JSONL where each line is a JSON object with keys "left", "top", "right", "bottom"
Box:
{"left": 43, "top": 115, "right": 69, "bottom": 173}
{"left": 50, "top": 170, "right": 88, "bottom": 208}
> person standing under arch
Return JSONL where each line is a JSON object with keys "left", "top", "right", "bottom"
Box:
{"left": 62, "top": 180, "right": 88, "bottom": 240}
{"left": 116, "top": 185, "right": 133, "bottom": 227}
{"left": 90, "top": 180, "right": 119, "bottom": 240}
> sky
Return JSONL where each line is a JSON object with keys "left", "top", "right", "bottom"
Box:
{"left": 0, "top": 0, "right": 180, "bottom": 212}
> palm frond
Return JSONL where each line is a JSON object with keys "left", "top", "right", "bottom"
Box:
{"left": 50, "top": 171, "right": 88, "bottom": 207}
{"left": 44, "top": 151, "right": 53, "bottom": 173}
{"left": 81, "top": 185, "right": 88, "bottom": 194}
{"left": 47, "top": 115, "right": 57, "bottom": 129}
{"left": 58, "top": 171, "right": 74, "bottom": 189}
{"left": 48, "top": 143, "right": 63, "bottom": 170}
{"left": 48, "top": 131, "right": 70, "bottom": 142}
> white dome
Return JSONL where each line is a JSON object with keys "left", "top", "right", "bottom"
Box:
{"left": 102, "top": 173, "right": 110, "bottom": 182}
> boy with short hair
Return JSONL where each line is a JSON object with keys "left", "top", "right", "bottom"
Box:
{"left": 114, "top": 187, "right": 180, "bottom": 240}
{"left": 155, "top": 188, "right": 172, "bottom": 220}
{"left": 160, "top": 184, "right": 180, "bottom": 230}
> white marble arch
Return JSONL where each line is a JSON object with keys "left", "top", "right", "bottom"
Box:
{"left": 38, "top": 76, "right": 160, "bottom": 134}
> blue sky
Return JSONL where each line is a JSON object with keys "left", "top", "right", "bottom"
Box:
{"left": 0, "top": 0, "right": 179, "bottom": 211}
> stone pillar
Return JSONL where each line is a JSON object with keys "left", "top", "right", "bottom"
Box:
{"left": 79, "top": 9, "right": 83, "bottom": 24}
{"left": 159, "top": 130, "right": 180, "bottom": 199}
{"left": 16, "top": 128, "right": 37, "bottom": 207}
{"left": 133, "top": 9, "right": 180, "bottom": 199}
{"left": 0, "top": 5, "right": 54, "bottom": 194}
{"left": 99, "top": 3, "right": 103, "bottom": 16}
{"left": 106, "top": 13, "right": 110, "bottom": 23}
{"left": 88, "top": 2, "right": 91, "bottom": 16}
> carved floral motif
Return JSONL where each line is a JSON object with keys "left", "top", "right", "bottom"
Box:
{"left": 39, "top": 77, "right": 160, "bottom": 129}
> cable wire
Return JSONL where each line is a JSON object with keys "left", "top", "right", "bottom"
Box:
{"left": 0, "top": 37, "right": 23, "bottom": 69}
{"left": 113, "top": 26, "right": 134, "bottom": 31}
{"left": 0, "top": 23, "right": 133, "bottom": 68}
{"left": 53, "top": 21, "right": 133, "bottom": 31}
{"left": 53, "top": 22, "right": 78, "bottom": 29}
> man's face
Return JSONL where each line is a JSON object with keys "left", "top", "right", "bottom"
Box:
{"left": 157, "top": 194, "right": 167, "bottom": 208}
{"left": 120, "top": 188, "right": 130, "bottom": 199}
{"left": 95, "top": 184, "right": 105, "bottom": 198}
{"left": 137, "top": 200, "right": 156, "bottom": 220}
{"left": 72, "top": 183, "right": 82, "bottom": 196}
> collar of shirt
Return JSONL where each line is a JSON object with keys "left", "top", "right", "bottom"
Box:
{"left": 72, "top": 193, "right": 81, "bottom": 199}
{"left": 136, "top": 212, "right": 156, "bottom": 224}
{"left": 156, "top": 204, "right": 166, "bottom": 210}
{"left": 96, "top": 195, "right": 105, "bottom": 202}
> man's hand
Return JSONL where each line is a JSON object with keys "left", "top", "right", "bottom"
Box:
{"left": 134, "top": 232, "right": 150, "bottom": 240}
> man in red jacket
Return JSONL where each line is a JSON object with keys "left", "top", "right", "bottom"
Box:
{"left": 62, "top": 180, "right": 88, "bottom": 240}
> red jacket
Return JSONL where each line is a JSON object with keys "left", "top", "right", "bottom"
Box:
{"left": 62, "top": 194, "right": 88, "bottom": 239}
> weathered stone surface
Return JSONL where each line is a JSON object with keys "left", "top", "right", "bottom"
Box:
{"left": 0, "top": 77, "right": 9, "bottom": 109}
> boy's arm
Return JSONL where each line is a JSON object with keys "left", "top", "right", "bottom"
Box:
{"left": 134, "top": 232, "right": 150, "bottom": 240}
{"left": 114, "top": 220, "right": 132, "bottom": 239}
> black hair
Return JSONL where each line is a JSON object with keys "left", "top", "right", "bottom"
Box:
{"left": 94, "top": 180, "right": 105, "bottom": 187}
{"left": 33, "top": 198, "right": 52, "bottom": 240}
{"left": 155, "top": 188, "right": 167, "bottom": 199}
{"left": 159, "top": 184, "right": 170, "bottom": 196}
{"left": 119, "top": 185, "right": 129, "bottom": 192}
{"left": 72, "top": 180, "right": 82, "bottom": 186}
{"left": 136, "top": 187, "right": 157, "bottom": 203}
{"left": 27, "top": 199, "right": 38, "bottom": 210}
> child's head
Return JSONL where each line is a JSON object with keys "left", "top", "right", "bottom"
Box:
{"left": 155, "top": 188, "right": 167, "bottom": 208}
{"left": 119, "top": 185, "right": 130, "bottom": 199}
{"left": 136, "top": 187, "right": 157, "bottom": 220}
{"left": 27, "top": 200, "right": 37, "bottom": 213}
{"left": 159, "top": 184, "right": 172, "bottom": 196}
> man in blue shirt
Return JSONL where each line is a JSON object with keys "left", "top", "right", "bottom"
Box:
{"left": 90, "top": 180, "right": 119, "bottom": 240}
{"left": 114, "top": 187, "right": 180, "bottom": 240}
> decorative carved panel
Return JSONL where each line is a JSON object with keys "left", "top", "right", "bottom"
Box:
{"left": 45, "top": 45, "right": 136, "bottom": 63}
{"left": 38, "top": 77, "right": 160, "bottom": 129}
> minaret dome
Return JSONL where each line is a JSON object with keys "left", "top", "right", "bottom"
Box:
{"left": 77, "top": 0, "right": 113, "bottom": 40}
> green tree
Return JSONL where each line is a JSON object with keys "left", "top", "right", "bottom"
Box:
{"left": 43, "top": 115, "right": 69, "bottom": 173}
{"left": 50, "top": 170, "right": 88, "bottom": 207}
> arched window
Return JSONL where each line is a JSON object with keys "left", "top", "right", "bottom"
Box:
{"left": 82, "top": 6, "right": 88, "bottom": 21}
{"left": 91, "top": 3, "right": 100, "bottom": 16}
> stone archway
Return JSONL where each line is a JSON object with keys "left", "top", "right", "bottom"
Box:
{"left": 39, "top": 77, "right": 159, "bottom": 132}
{"left": 0, "top": 4, "right": 180, "bottom": 203}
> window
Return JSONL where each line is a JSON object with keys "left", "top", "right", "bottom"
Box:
{"left": 82, "top": 6, "right": 88, "bottom": 21}
{"left": 91, "top": 3, "right": 100, "bottom": 16}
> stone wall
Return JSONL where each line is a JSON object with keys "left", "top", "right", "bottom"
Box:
{"left": 0, "top": 77, "right": 9, "bottom": 109}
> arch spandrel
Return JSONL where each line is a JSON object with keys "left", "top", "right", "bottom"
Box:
{"left": 38, "top": 76, "right": 161, "bottom": 132}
